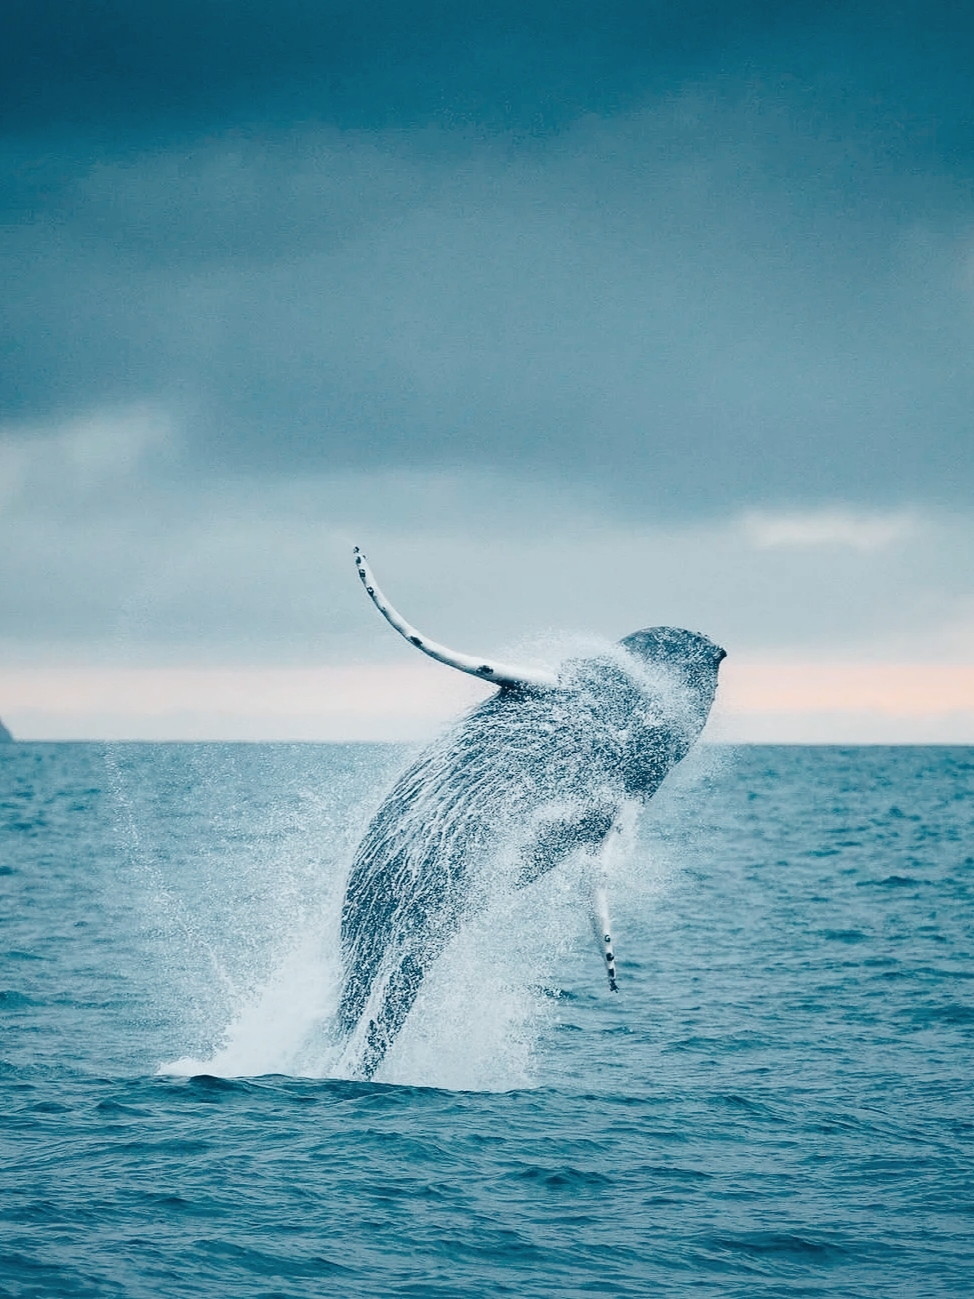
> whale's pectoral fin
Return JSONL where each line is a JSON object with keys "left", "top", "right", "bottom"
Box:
{"left": 591, "top": 886, "right": 618, "bottom": 992}
{"left": 588, "top": 804, "right": 639, "bottom": 990}
{"left": 516, "top": 804, "right": 618, "bottom": 888}
{"left": 353, "top": 546, "right": 558, "bottom": 691}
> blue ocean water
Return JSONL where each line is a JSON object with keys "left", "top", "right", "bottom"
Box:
{"left": 2, "top": 741, "right": 972, "bottom": 1297}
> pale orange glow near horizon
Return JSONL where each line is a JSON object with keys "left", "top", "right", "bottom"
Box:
{"left": 1, "top": 659, "right": 972, "bottom": 743}
{"left": 718, "top": 661, "right": 974, "bottom": 717}
{"left": 0, "top": 663, "right": 489, "bottom": 742}
{"left": 712, "top": 661, "right": 974, "bottom": 744}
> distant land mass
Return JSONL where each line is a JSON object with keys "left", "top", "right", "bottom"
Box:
{"left": 0, "top": 718, "right": 13, "bottom": 742}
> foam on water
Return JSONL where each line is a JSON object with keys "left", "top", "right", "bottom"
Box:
{"left": 162, "top": 929, "right": 340, "bottom": 1078}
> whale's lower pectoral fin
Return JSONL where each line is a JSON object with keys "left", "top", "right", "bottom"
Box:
{"left": 592, "top": 886, "right": 618, "bottom": 992}
{"left": 516, "top": 806, "right": 624, "bottom": 988}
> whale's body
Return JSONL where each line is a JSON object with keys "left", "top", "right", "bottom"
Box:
{"left": 337, "top": 552, "right": 725, "bottom": 1079}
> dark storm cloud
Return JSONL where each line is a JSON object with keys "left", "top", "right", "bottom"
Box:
{"left": 2, "top": 1, "right": 971, "bottom": 161}
{"left": 0, "top": 1, "right": 839, "bottom": 137}
{"left": 2, "top": 1, "right": 974, "bottom": 514}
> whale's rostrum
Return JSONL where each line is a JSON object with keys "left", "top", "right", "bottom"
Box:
{"left": 338, "top": 548, "right": 725, "bottom": 1080}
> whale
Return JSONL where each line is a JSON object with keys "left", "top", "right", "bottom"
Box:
{"left": 337, "top": 548, "right": 726, "bottom": 1079}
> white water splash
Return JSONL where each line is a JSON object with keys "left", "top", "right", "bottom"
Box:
{"left": 151, "top": 637, "right": 718, "bottom": 1090}
{"left": 157, "top": 798, "right": 678, "bottom": 1091}
{"left": 161, "top": 929, "right": 340, "bottom": 1079}
{"left": 159, "top": 838, "right": 588, "bottom": 1090}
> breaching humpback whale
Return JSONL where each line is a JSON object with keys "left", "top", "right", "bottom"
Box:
{"left": 338, "top": 548, "right": 725, "bottom": 1079}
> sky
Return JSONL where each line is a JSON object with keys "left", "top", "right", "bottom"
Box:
{"left": 1, "top": 0, "right": 973, "bottom": 740}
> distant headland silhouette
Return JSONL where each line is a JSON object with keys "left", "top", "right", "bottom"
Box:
{"left": 0, "top": 718, "right": 13, "bottom": 742}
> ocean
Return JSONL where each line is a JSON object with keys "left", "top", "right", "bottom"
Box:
{"left": 2, "top": 742, "right": 972, "bottom": 1297}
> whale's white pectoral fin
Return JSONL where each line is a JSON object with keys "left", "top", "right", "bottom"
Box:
{"left": 592, "top": 886, "right": 619, "bottom": 992}
{"left": 353, "top": 547, "right": 559, "bottom": 691}
{"left": 589, "top": 806, "right": 638, "bottom": 991}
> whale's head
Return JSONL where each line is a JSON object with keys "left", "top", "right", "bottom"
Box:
{"left": 608, "top": 626, "right": 726, "bottom": 797}
{"left": 620, "top": 626, "right": 726, "bottom": 711}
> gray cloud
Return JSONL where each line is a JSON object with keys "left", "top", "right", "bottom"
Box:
{"left": 1, "top": 407, "right": 972, "bottom": 671}
{"left": 3, "top": 94, "right": 973, "bottom": 514}
{"left": 0, "top": 2, "right": 858, "bottom": 138}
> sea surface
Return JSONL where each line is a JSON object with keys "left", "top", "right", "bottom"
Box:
{"left": 1, "top": 742, "right": 972, "bottom": 1297}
